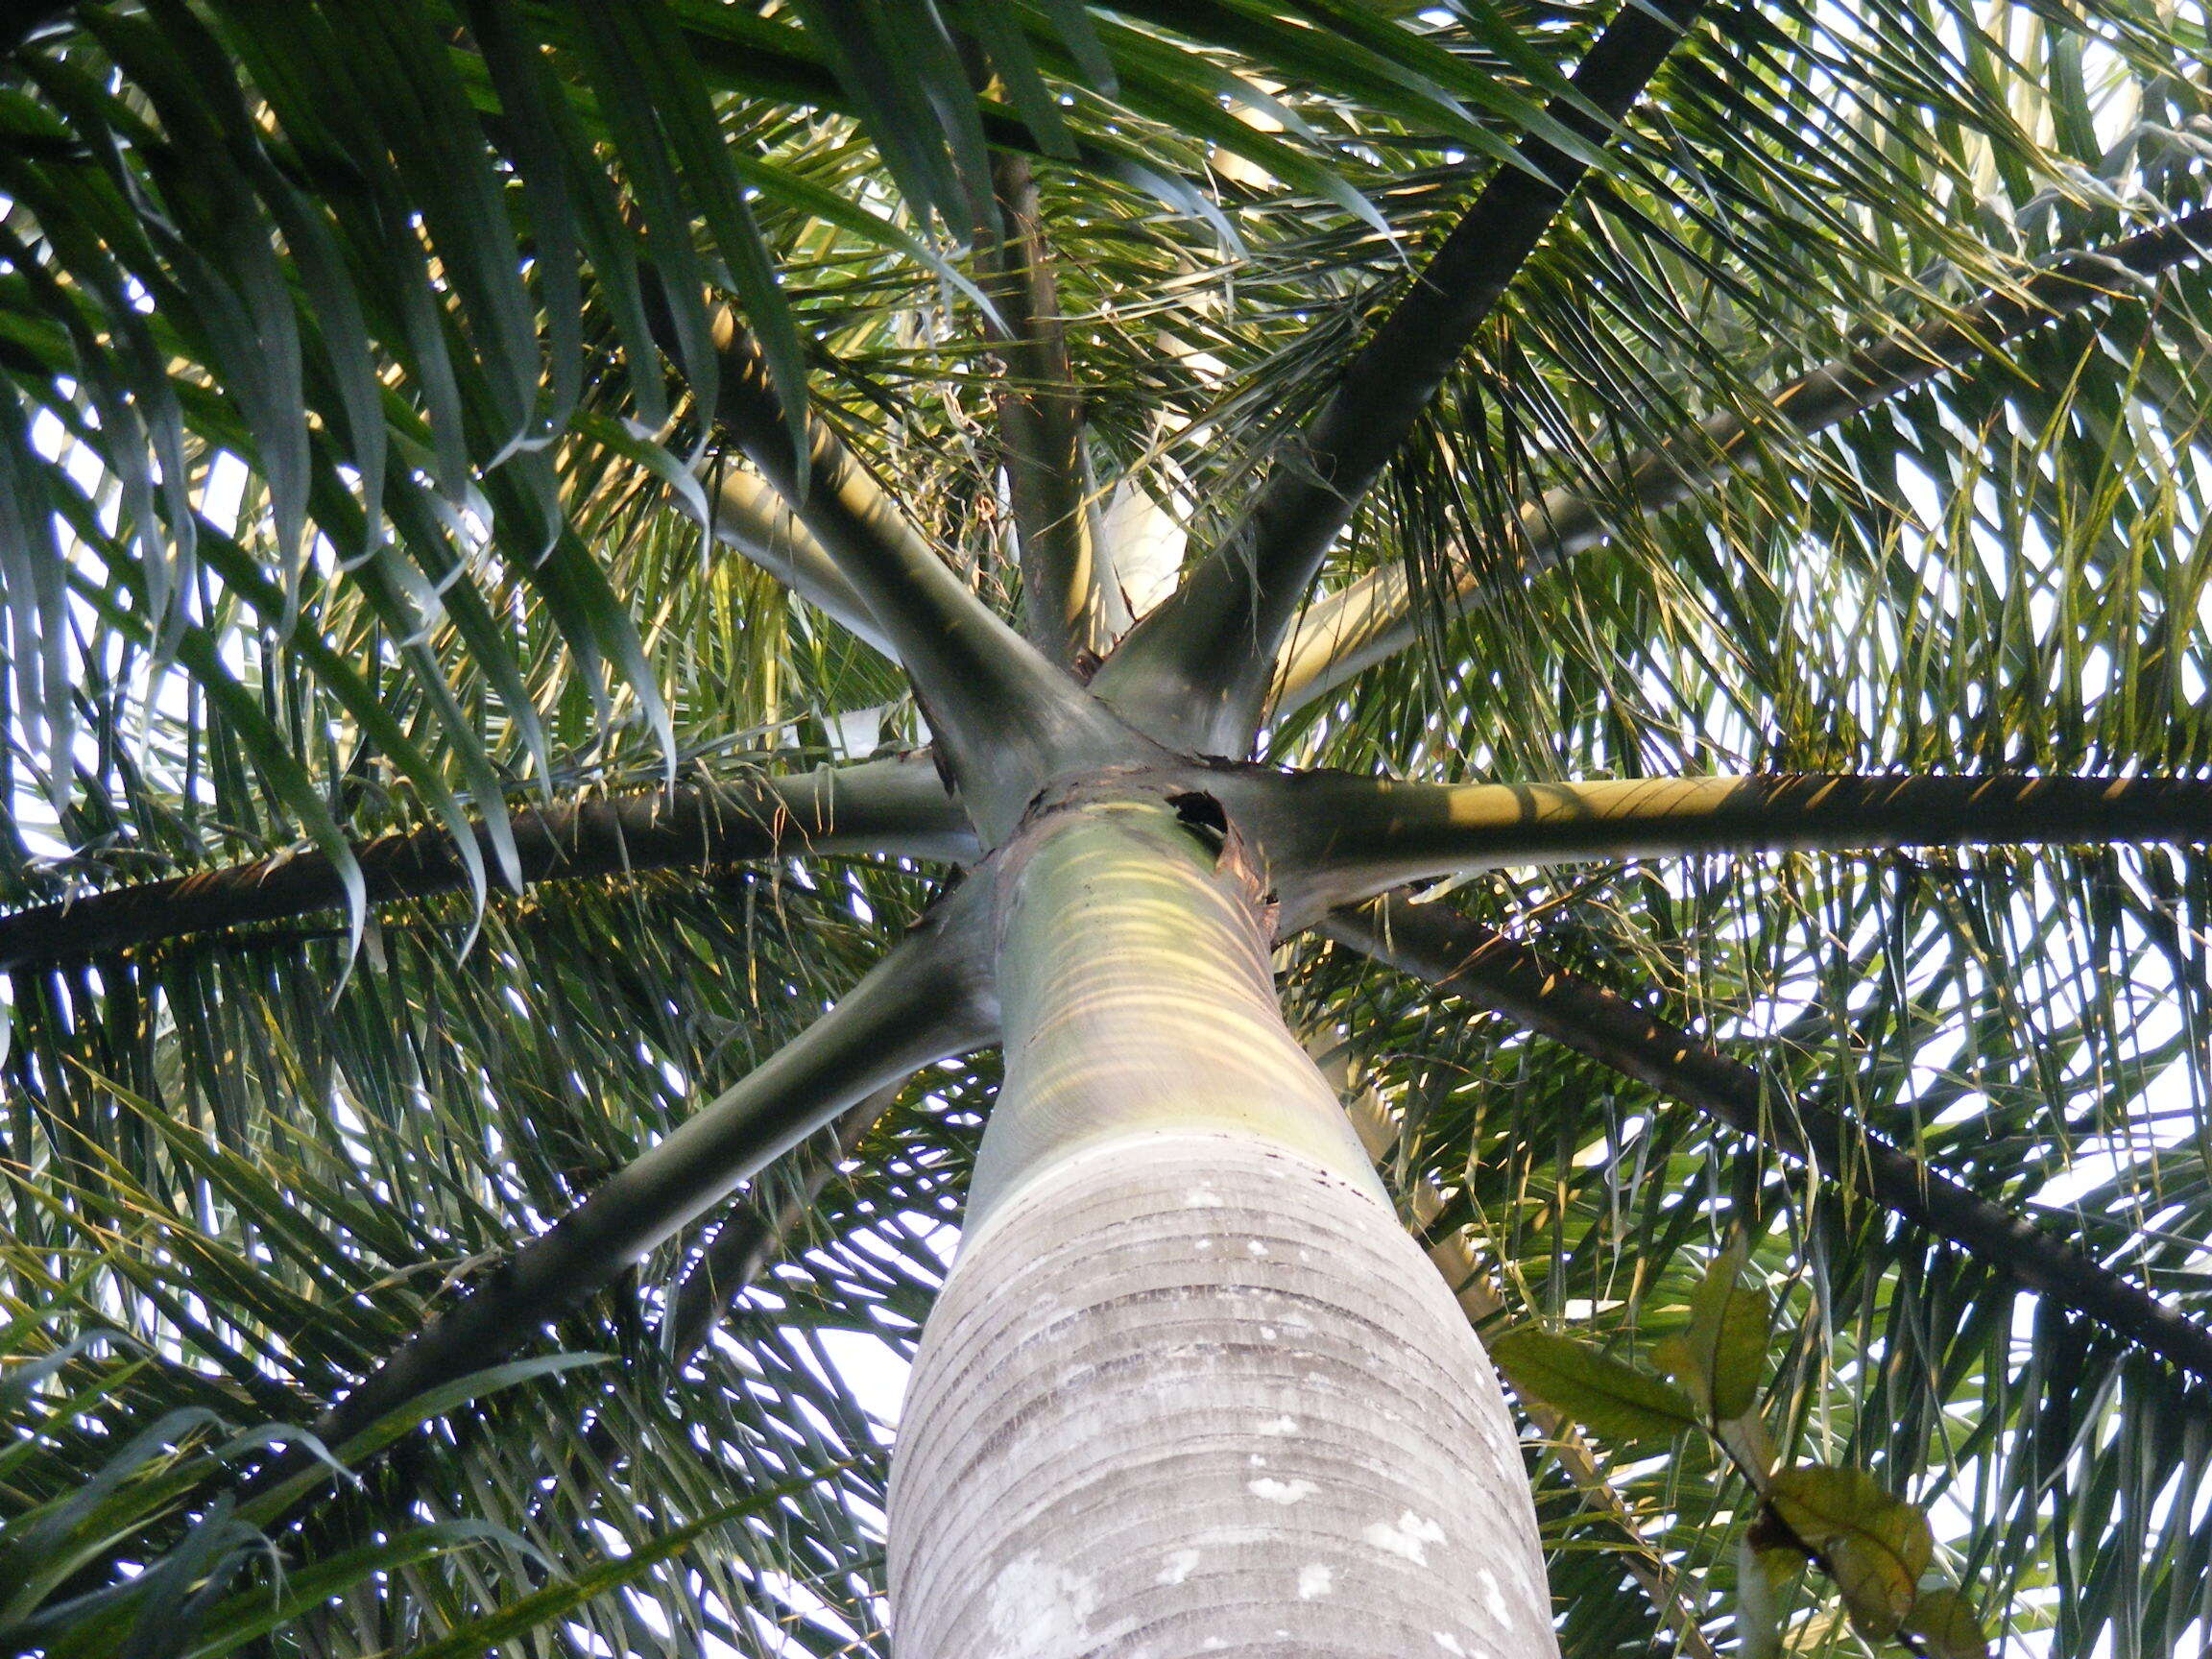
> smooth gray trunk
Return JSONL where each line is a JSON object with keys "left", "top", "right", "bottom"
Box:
{"left": 888, "top": 800, "right": 1555, "bottom": 1657}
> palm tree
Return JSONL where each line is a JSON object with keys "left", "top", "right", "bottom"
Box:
{"left": 4, "top": 1, "right": 2212, "bottom": 1654}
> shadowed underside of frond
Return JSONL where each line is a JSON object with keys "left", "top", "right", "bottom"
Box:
{"left": 1326, "top": 895, "right": 2212, "bottom": 1382}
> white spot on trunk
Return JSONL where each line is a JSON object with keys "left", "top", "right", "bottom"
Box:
{"left": 1365, "top": 1510, "right": 1448, "bottom": 1565}
{"left": 1155, "top": 1549, "right": 1201, "bottom": 1586}
{"left": 1259, "top": 1415, "right": 1299, "bottom": 1435}
{"left": 988, "top": 1554, "right": 1100, "bottom": 1647}
{"left": 1260, "top": 1326, "right": 1278, "bottom": 1340}
{"left": 1246, "top": 1238, "right": 1269, "bottom": 1256}
{"left": 1298, "top": 1563, "right": 1334, "bottom": 1599}
{"left": 1248, "top": 1478, "right": 1316, "bottom": 1505}
{"left": 1477, "top": 1568, "right": 1515, "bottom": 1629}
{"left": 1185, "top": 1187, "right": 1225, "bottom": 1208}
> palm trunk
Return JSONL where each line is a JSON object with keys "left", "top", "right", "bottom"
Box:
{"left": 888, "top": 798, "right": 1554, "bottom": 1658}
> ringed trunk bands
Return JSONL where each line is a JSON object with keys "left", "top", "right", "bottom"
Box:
{"left": 888, "top": 800, "right": 1556, "bottom": 1656}
{"left": 890, "top": 1133, "right": 1555, "bottom": 1659}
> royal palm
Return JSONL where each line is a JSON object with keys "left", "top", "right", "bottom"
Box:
{"left": 3, "top": 4, "right": 2211, "bottom": 1656}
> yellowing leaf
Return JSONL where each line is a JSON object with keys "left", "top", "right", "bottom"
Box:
{"left": 1651, "top": 1334, "right": 1701, "bottom": 1407}
{"left": 1658, "top": 1241, "right": 1772, "bottom": 1420}
{"left": 1903, "top": 1588, "right": 1992, "bottom": 1659}
{"left": 1767, "top": 1467, "right": 1935, "bottom": 1640}
{"left": 1488, "top": 1328, "right": 1699, "bottom": 1443}
{"left": 1831, "top": 1536, "right": 1917, "bottom": 1640}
